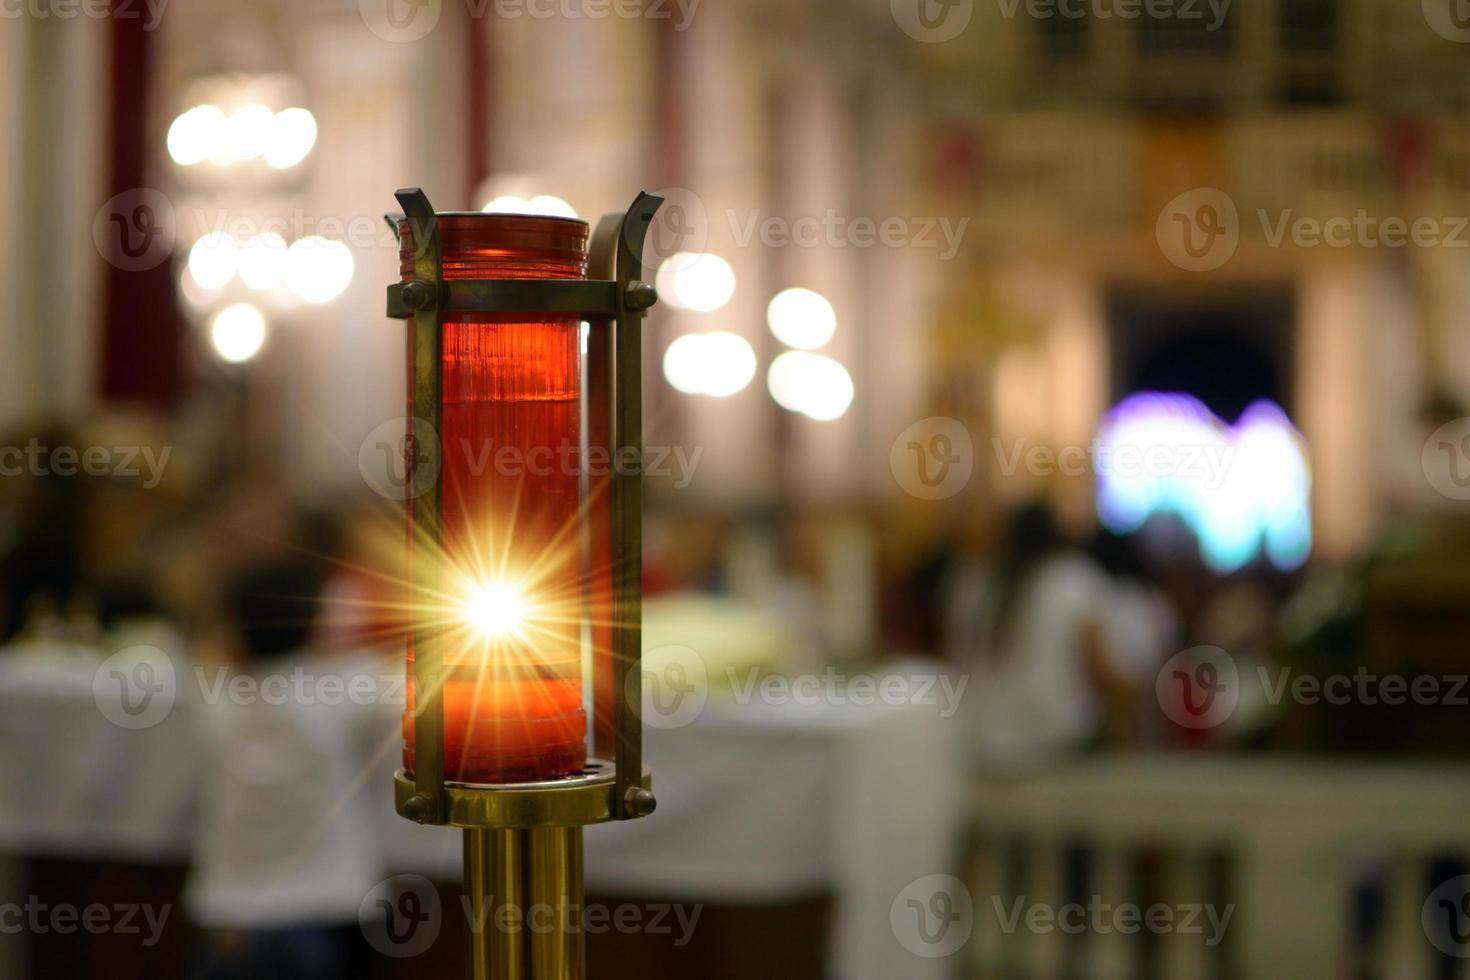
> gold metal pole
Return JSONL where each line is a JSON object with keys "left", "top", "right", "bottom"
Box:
{"left": 464, "top": 827, "right": 583, "bottom": 980}
{"left": 465, "top": 828, "right": 526, "bottom": 980}
{"left": 529, "top": 827, "right": 584, "bottom": 980}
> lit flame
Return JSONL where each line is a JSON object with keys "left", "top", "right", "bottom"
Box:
{"left": 458, "top": 580, "right": 531, "bottom": 642}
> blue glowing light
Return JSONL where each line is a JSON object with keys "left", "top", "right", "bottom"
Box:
{"left": 1094, "top": 393, "right": 1312, "bottom": 573}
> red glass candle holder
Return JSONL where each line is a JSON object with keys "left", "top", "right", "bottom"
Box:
{"left": 399, "top": 213, "right": 590, "bottom": 784}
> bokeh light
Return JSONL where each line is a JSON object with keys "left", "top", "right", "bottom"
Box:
{"left": 481, "top": 194, "right": 578, "bottom": 219}
{"left": 766, "top": 351, "right": 854, "bottom": 421}
{"left": 224, "top": 104, "right": 275, "bottom": 163}
{"left": 237, "top": 232, "right": 289, "bottom": 291}
{"left": 766, "top": 287, "right": 837, "bottom": 350}
{"left": 655, "top": 253, "right": 736, "bottom": 314}
{"left": 209, "top": 303, "right": 267, "bottom": 363}
{"left": 662, "top": 332, "right": 757, "bottom": 398}
{"left": 166, "top": 104, "right": 227, "bottom": 166}
{"left": 285, "top": 236, "right": 354, "bottom": 304}
{"left": 264, "top": 107, "right": 318, "bottom": 169}
{"left": 168, "top": 103, "right": 316, "bottom": 169}
{"left": 186, "top": 232, "right": 238, "bottom": 290}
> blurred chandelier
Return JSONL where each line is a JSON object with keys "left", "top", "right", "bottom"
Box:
{"left": 167, "top": 72, "right": 316, "bottom": 174}
{"left": 166, "top": 71, "right": 350, "bottom": 363}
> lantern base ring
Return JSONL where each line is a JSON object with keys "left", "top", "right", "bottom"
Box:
{"left": 392, "top": 761, "right": 653, "bottom": 829}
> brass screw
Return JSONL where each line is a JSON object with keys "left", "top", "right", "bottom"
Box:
{"left": 625, "top": 280, "right": 658, "bottom": 312}
{"left": 402, "top": 279, "right": 435, "bottom": 311}
{"left": 624, "top": 787, "right": 657, "bottom": 817}
{"left": 403, "top": 794, "right": 433, "bottom": 824}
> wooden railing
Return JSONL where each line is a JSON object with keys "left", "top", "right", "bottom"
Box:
{"left": 969, "top": 756, "right": 1470, "bottom": 979}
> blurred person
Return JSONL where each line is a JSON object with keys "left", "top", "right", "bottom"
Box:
{"left": 186, "top": 556, "right": 393, "bottom": 980}
{"left": 1088, "top": 527, "right": 1180, "bottom": 743}
{"left": 304, "top": 504, "right": 404, "bottom": 657}
{"left": 945, "top": 501, "right": 1146, "bottom": 772}
{"left": 0, "top": 426, "right": 93, "bottom": 644}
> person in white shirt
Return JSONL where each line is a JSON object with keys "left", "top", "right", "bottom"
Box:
{"left": 946, "top": 503, "right": 1151, "bottom": 773}
{"left": 186, "top": 557, "right": 396, "bottom": 980}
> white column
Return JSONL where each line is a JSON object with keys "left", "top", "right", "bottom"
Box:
{"left": 1022, "top": 837, "right": 1067, "bottom": 980}
{"left": 4, "top": 11, "right": 107, "bottom": 427}
{"left": 968, "top": 832, "right": 1007, "bottom": 975}
{"left": 1235, "top": 832, "right": 1350, "bottom": 978}
{"left": 1157, "top": 849, "right": 1216, "bottom": 980}
{"left": 1087, "top": 843, "right": 1137, "bottom": 980}
{"left": 1375, "top": 855, "right": 1435, "bottom": 980}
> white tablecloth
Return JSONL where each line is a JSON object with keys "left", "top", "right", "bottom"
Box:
{"left": 0, "top": 650, "right": 961, "bottom": 980}
{"left": 0, "top": 646, "right": 199, "bottom": 859}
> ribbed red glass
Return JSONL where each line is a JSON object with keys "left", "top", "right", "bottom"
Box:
{"left": 400, "top": 213, "right": 589, "bottom": 784}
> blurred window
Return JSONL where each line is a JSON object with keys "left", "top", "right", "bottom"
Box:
{"left": 1038, "top": 8, "right": 1089, "bottom": 60}
{"left": 1280, "top": 0, "right": 1336, "bottom": 52}
{"left": 1134, "top": 3, "right": 1235, "bottom": 54}
{"left": 1277, "top": 0, "right": 1340, "bottom": 105}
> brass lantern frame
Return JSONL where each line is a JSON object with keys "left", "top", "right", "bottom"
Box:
{"left": 384, "top": 188, "right": 662, "bottom": 980}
